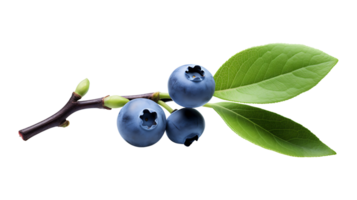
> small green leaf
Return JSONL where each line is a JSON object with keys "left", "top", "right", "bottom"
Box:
{"left": 75, "top": 78, "right": 90, "bottom": 97}
{"left": 214, "top": 44, "right": 338, "bottom": 103}
{"left": 104, "top": 95, "right": 129, "bottom": 108}
{"left": 205, "top": 102, "right": 336, "bottom": 157}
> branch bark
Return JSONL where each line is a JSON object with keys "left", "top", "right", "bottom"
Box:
{"left": 19, "top": 93, "right": 110, "bottom": 141}
{"left": 19, "top": 92, "right": 172, "bottom": 141}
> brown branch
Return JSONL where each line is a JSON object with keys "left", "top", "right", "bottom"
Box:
{"left": 18, "top": 92, "right": 172, "bottom": 141}
{"left": 19, "top": 93, "right": 110, "bottom": 141}
{"left": 121, "top": 92, "right": 172, "bottom": 102}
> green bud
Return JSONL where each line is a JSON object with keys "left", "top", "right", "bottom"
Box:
{"left": 75, "top": 78, "right": 90, "bottom": 97}
{"left": 59, "top": 120, "right": 70, "bottom": 128}
{"left": 104, "top": 95, "right": 129, "bottom": 108}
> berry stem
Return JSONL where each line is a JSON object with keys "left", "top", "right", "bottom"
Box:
{"left": 159, "top": 92, "right": 171, "bottom": 100}
{"left": 157, "top": 100, "right": 174, "bottom": 114}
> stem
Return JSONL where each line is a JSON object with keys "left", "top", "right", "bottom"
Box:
{"left": 202, "top": 102, "right": 214, "bottom": 109}
{"left": 19, "top": 93, "right": 110, "bottom": 141}
{"left": 157, "top": 100, "right": 174, "bottom": 114}
{"left": 160, "top": 92, "right": 171, "bottom": 99}
{"left": 19, "top": 92, "right": 172, "bottom": 141}
{"left": 120, "top": 92, "right": 172, "bottom": 103}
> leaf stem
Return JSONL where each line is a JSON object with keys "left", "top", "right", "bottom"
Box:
{"left": 202, "top": 102, "right": 214, "bottom": 109}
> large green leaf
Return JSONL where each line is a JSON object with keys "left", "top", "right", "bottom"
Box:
{"left": 205, "top": 102, "right": 336, "bottom": 157}
{"left": 214, "top": 44, "right": 338, "bottom": 103}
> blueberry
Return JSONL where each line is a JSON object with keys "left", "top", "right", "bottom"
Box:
{"left": 166, "top": 108, "right": 205, "bottom": 146}
{"left": 117, "top": 98, "right": 166, "bottom": 147}
{"left": 168, "top": 64, "right": 215, "bottom": 108}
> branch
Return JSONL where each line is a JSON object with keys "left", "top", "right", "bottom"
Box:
{"left": 122, "top": 92, "right": 172, "bottom": 102}
{"left": 19, "top": 92, "right": 110, "bottom": 141}
{"left": 19, "top": 92, "right": 172, "bottom": 141}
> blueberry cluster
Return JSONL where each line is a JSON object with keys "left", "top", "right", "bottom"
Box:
{"left": 117, "top": 64, "right": 215, "bottom": 147}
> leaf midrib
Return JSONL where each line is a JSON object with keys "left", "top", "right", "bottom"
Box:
{"left": 211, "top": 103, "right": 314, "bottom": 151}
{"left": 215, "top": 60, "right": 335, "bottom": 94}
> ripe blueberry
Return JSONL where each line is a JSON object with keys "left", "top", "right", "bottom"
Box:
{"left": 117, "top": 98, "right": 166, "bottom": 147}
{"left": 166, "top": 108, "right": 205, "bottom": 147}
{"left": 168, "top": 64, "right": 215, "bottom": 108}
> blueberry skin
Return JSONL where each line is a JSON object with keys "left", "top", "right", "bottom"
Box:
{"left": 168, "top": 64, "right": 215, "bottom": 108}
{"left": 117, "top": 98, "right": 166, "bottom": 147}
{"left": 166, "top": 108, "right": 205, "bottom": 146}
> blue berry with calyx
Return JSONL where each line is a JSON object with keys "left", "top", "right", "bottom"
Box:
{"left": 117, "top": 98, "right": 166, "bottom": 147}
{"left": 166, "top": 108, "right": 205, "bottom": 147}
{"left": 168, "top": 64, "right": 215, "bottom": 108}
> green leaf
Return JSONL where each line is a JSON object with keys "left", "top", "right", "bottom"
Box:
{"left": 205, "top": 102, "right": 336, "bottom": 157}
{"left": 214, "top": 44, "right": 338, "bottom": 103}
